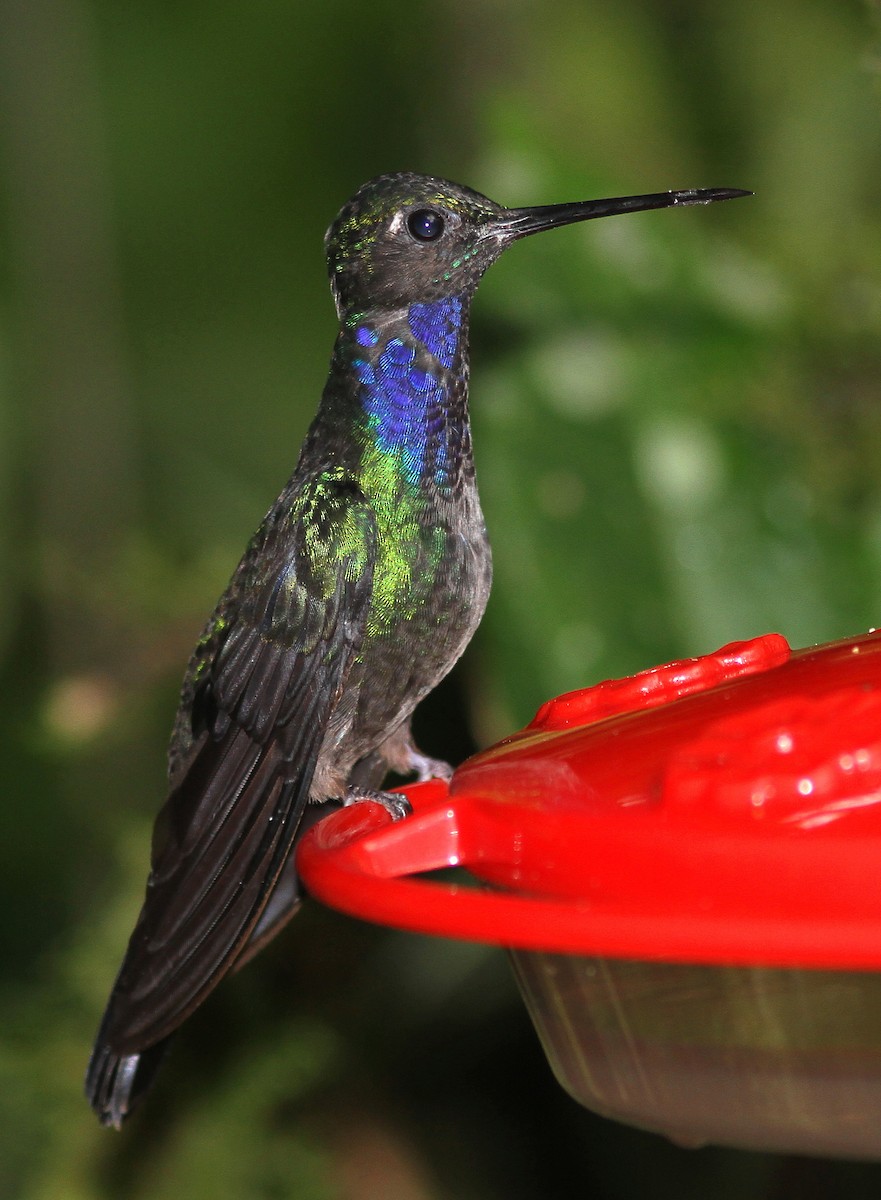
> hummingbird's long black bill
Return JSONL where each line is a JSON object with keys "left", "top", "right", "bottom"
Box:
{"left": 493, "top": 187, "right": 752, "bottom": 240}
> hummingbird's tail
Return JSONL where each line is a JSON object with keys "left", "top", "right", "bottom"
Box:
{"left": 85, "top": 1021, "right": 172, "bottom": 1129}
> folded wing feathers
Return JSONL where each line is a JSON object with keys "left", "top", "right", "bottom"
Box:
{"left": 97, "top": 477, "right": 376, "bottom": 1054}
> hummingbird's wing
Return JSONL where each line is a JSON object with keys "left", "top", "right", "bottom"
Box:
{"left": 86, "top": 473, "right": 376, "bottom": 1122}
{"left": 227, "top": 746, "right": 389, "bottom": 973}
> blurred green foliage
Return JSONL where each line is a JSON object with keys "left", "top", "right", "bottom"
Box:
{"left": 2, "top": 0, "right": 881, "bottom": 1196}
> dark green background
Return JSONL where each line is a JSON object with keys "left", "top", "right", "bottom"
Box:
{"left": 3, "top": 0, "right": 881, "bottom": 1195}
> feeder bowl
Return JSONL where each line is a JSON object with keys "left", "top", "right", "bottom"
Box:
{"left": 298, "top": 631, "right": 881, "bottom": 1158}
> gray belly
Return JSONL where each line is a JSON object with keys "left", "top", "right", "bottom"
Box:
{"left": 312, "top": 502, "right": 492, "bottom": 797}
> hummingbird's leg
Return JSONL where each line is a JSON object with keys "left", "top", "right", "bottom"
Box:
{"left": 408, "top": 750, "right": 454, "bottom": 783}
{"left": 376, "top": 721, "right": 455, "bottom": 782}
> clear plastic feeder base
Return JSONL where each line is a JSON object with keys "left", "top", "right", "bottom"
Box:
{"left": 512, "top": 952, "right": 881, "bottom": 1158}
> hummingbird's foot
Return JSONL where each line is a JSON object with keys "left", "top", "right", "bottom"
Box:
{"left": 407, "top": 751, "right": 454, "bottom": 784}
{"left": 374, "top": 724, "right": 455, "bottom": 783}
{"left": 344, "top": 787, "right": 412, "bottom": 821}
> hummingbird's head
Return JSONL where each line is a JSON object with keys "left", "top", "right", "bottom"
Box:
{"left": 325, "top": 172, "right": 752, "bottom": 319}
{"left": 325, "top": 172, "right": 506, "bottom": 317}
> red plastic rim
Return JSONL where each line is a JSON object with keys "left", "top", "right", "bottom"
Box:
{"left": 297, "top": 632, "right": 881, "bottom": 968}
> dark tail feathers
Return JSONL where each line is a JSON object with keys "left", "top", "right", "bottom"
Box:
{"left": 85, "top": 1029, "right": 172, "bottom": 1128}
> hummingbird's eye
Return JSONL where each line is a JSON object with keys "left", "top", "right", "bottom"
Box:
{"left": 407, "top": 209, "right": 445, "bottom": 242}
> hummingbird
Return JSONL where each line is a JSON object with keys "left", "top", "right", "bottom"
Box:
{"left": 85, "top": 172, "right": 749, "bottom": 1126}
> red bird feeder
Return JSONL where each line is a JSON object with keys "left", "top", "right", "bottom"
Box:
{"left": 297, "top": 630, "right": 881, "bottom": 1158}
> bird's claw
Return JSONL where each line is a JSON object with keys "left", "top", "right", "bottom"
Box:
{"left": 344, "top": 787, "right": 412, "bottom": 821}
